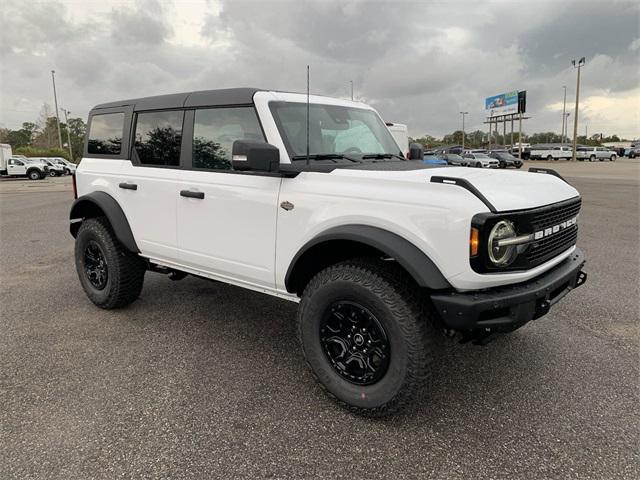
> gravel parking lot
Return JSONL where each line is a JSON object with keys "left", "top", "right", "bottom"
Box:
{"left": 1, "top": 160, "right": 638, "bottom": 479}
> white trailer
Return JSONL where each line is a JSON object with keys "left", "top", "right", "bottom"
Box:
{"left": 386, "top": 123, "right": 409, "bottom": 157}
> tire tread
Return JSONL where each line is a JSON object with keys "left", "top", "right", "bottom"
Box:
{"left": 297, "top": 258, "right": 434, "bottom": 417}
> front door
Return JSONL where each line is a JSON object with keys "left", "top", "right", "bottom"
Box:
{"left": 7, "top": 159, "right": 26, "bottom": 175}
{"left": 177, "top": 106, "right": 281, "bottom": 288}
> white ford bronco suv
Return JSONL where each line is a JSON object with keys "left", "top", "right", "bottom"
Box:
{"left": 70, "top": 88, "right": 587, "bottom": 416}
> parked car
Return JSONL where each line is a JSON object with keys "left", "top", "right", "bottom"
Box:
{"left": 463, "top": 152, "right": 499, "bottom": 168}
{"left": 628, "top": 147, "right": 640, "bottom": 159}
{"left": 40, "top": 158, "right": 67, "bottom": 176}
{"left": 529, "top": 145, "right": 573, "bottom": 161}
{"left": 489, "top": 150, "right": 523, "bottom": 169}
{"left": 423, "top": 152, "right": 448, "bottom": 165}
{"left": 440, "top": 153, "right": 468, "bottom": 166}
{"left": 70, "top": 87, "right": 587, "bottom": 417}
{"left": 48, "top": 157, "right": 77, "bottom": 175}
{"left": 576, "top": 147, "right": 617, "bottom": 162}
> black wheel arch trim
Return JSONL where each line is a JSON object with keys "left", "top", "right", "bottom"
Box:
{"left": 285, "top": 224, "right": 451, "bottom": 292}
{"left": 69, "top": 191, "right": 139, "bottom": 253}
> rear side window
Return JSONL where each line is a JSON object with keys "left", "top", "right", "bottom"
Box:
{"left": 192, "top": 107, "right": 264, "bottom": 170}
{"left": 134, "top": 111, "right": 184, "bottom": 166}
{"left": 88, "top": 113, "right": 124, "bottom": 155}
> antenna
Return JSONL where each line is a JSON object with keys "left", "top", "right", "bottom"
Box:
{"left": 306, "top": 65, "right": 310, "bottom": 166}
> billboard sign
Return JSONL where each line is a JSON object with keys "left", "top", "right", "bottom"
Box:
{"left": 485, "top": 90, "right": 519, "bottom": 117}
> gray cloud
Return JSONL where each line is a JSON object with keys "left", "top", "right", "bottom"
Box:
{"left": 1, "top": 0, "right": 638, "bottom": 139}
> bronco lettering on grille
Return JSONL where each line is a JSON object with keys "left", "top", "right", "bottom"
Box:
{"left": 533, "top": 216, "right": 578, "bottom": 240}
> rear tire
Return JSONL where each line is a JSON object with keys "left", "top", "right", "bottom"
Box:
{"left": 75, "top": 217, "right": 146, "bottom": 309}
{"left": 546, "top": 155, "right": 553, "bottom": 161}
{"left": 297, "top": 258, "right": 434, "bottom": 417}
{"left": 590, "top": 155, "right": 596, "bottom": 162}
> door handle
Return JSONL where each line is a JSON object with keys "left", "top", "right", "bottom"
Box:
{"left": 180, "top": 190, "right": 205, "bottom": 199}
{"left": 119, "top": 182, "right": 138, "bottom": 190}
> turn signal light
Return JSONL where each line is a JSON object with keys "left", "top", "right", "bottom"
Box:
{"left": 470, "top": 227, "right": 479, "bottom": 257}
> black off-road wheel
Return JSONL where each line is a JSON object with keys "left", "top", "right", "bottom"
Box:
{"left": 297, "top": 259, "right": 434, "bottom": 417}
{"left": 75, "top": 217, "right": 146, "bottom": 309}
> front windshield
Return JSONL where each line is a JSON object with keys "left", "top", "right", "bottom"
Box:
{"left": 269, "top": 102, "right": 401, "bottom": 159}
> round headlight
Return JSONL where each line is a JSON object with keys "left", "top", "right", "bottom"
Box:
{"left": 488, "top": 220, "right": 517, "bottom": 266}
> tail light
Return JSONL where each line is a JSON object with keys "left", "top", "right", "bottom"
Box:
{"left": 72, "top": 173, "right": 77, "bottom": 199}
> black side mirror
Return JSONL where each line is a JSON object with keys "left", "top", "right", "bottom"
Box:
{"left": 409, "top": 143, "right": 424, "bottom": 160}
{"left": 232, "top": 141, "right": 280, "bottom": 172}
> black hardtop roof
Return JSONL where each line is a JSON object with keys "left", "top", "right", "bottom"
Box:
{"left": 91, "top": 87, "right": 265, "bottom": 112}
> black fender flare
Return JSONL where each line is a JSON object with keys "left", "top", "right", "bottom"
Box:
{"left": 285, "top": 225, "right": 451, "bottom": 291}
{"left": 69, "top": 191, "right": 139, "bottom": 252}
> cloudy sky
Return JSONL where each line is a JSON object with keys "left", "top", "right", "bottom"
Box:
{"left": 1, "top": 0, "right": 639, "bottom": 139}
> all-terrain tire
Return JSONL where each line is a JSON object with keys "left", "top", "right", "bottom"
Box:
{"left": 297, "top": 258, "right": 434, "bottom": 417}
{"left": 75, "top": 216, "right": 146, "bottom": 309}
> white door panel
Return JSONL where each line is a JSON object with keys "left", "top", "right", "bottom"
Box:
{"left": 117, "top": 162, "right": 182, "bottom": 263}
{"left": 177, "top": 170, "right": 281, "bottom": 287}
{"left": 8, "top": 161, "right": 26, "bottom": 175}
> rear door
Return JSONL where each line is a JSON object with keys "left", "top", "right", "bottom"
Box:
{"left": 177, "top": 106, "right": 281, "bottom": 288}
{"left": 116, "top": 109, "right": 185, "bottom": 264}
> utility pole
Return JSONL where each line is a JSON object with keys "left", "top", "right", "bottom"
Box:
{"left": 62, "top": 108, "right": 73, "bottom": 160}
{"left": 459, "top": 111, "right": 468, "bottom": 150}
{"left": 51, "top": 70, "right": 63, "bottom": 149}
{"left": 518, "top": 113, "right": 522, "bottom": 158}
{"left": 571, "top": 57, "right": 585, "bottom": 161}
{"left": 561, "top": 85, "right": 567, "bottom": 144}
{"left": 350, "top": 80, "right": 354, "bottom": 101}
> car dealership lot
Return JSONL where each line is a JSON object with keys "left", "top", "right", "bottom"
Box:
{"left": 1, "top": 161, "right": 638, "bottom": 479}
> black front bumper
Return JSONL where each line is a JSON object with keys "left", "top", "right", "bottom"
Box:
{"left": 430, "top": 248, "right": 587, "bottom": 333}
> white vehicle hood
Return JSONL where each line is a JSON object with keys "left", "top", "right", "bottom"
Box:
{"left": 330, "top": 166, "right": 579, "bottom": 212}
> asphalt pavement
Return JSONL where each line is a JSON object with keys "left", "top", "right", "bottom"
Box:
{"left": 1, "top": 162, "right": 638, "bottom": 479}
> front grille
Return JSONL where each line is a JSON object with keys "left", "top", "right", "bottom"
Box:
{"left": 525, "top": 198, "right": 581, "bottom": 266}
{"left": 530, "top": 198, "right": 581, "bottom": 231}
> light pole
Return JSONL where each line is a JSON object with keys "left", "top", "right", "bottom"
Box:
{"left": 561, "top": 85, "right": 567, "bottom": 144}
{"left": 571, "top": 57, "right": 585, "bottom": 161}
{"left": 62, "top": 108, "right": 73, "bottom": 160}
{"left": 459, "top": 111, "right": 468, "bottom": 150}
{"left": 350, "top": 80, "right": 354, "bottom": 101}
{"left": 51, "top": 70, "right": 63, "bottom": 149}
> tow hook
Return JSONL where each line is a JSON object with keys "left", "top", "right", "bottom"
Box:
{"left": 576, "top": 271, "right": 587, "bottom": 288}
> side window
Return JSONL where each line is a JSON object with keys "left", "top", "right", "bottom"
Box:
{"left": 134, "top": 111, "right": 184, "bottom": 166}
{"left": 88, "top": 113, "right": 124, "bottom": 155}
{"left": 192, "top": 107, "right": 264, "bottom": 170}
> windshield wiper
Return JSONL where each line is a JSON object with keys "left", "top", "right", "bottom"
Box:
{"left": 291, "top": 153, "right": 360, "bottom": 163}
{"left": 361, "top": 153, "right": 405, "bottom": 161}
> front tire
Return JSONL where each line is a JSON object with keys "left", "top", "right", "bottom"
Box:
{"left": 590, "top": 155, "right": 596, "bottom": 162}
{"left": 297, "top": 259, "right": 434, "bottom": 417}
{"left": 610, "top": 155, "right": 616, "bottom": 162}
{"left": 75, "top": 217, "right": 146, "bottom": 309}
{"left": 27, "top": 169, "right": 40, "bottom": 180}
{"left": 546, "top": 155, "right": 553, "bottom": 161}
{"left": 49, "top": 170, "right": 57, "bottom": 177}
